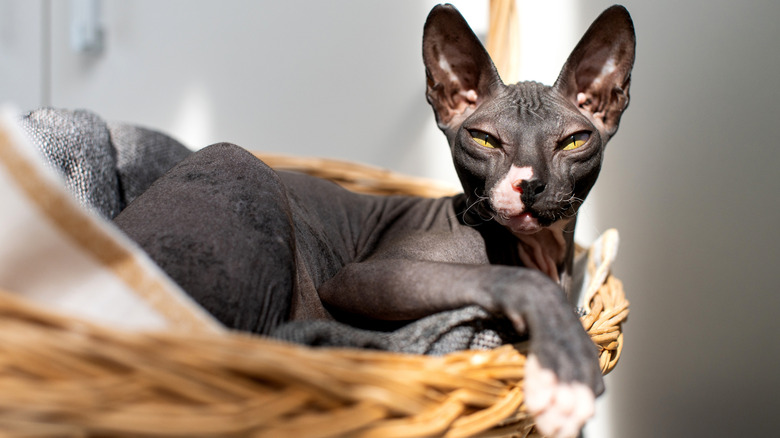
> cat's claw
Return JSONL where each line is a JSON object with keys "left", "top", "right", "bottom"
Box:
{"left": 524, "top": 354, "right": 595, "bottom": 438}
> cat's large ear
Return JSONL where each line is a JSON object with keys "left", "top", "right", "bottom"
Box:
{"left": 423, "top": 4, "right": 503, "bottom": 139}
{"left": 554, "top": 5, "right": 636, "bottom": 140}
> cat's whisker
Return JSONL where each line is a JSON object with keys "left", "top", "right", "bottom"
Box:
{"left": 456, "top": 190, "right": 494, "bottom": 227}
{"left": 528, "top": 108, "right": 545, "bottom": 122}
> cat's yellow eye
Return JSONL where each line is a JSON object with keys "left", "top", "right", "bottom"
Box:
{"left": 469, "top": 130, "right": 499, "bottom": 149}
{"left": 561, "top": 132, "right": 590, "bottom": 151}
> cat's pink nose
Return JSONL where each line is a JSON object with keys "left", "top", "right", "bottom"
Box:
{"left": 512, "top": 180, "right": 524, "bottom": 194}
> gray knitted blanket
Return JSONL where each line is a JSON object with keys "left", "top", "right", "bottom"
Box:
{"left": 19, "top": 107, "right": 525, "bottom": 355}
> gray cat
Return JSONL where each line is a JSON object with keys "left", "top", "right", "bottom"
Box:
{"left": 115, "top": 5, "right": 635, "bottom": 437}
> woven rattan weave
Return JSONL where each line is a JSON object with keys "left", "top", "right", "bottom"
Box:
{"left": 0, "top": 154, "right": 628, "bottom": 438}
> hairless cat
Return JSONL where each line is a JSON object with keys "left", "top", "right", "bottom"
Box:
{"left": 114, "top": 5, "right": 635, "bottom": 437}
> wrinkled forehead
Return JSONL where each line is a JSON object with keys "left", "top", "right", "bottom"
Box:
{"left": 482, "top": 82, "right": 576, "bottom": 137}
{"left": 504, "top": 81, "right": 573, "bottom": 119}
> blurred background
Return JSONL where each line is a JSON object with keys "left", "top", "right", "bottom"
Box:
{"left": 2, "top": 0, "right": 779, "bottom": 436}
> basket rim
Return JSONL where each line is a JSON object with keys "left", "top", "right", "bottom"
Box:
{"left": 0, "top": 270, "right": 627, "bottom": 437}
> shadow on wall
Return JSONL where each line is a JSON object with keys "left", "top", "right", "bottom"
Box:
{"left": 584, "top": 1, "right": 780, "bottom": 437}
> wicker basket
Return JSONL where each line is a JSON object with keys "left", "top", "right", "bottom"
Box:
{"left": 0, "top": 149, "right": 628, "bottom": 438}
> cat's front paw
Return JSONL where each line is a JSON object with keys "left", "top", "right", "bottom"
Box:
{"left": 524, "top": 354, "right": 595, "bottom": 438}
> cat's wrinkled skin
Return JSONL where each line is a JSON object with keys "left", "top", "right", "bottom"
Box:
{"left": 115, "top": 5, "right": 634, "bottom": 437}
{"left": 422, "top": 5, "right": 634, "bottom": 436}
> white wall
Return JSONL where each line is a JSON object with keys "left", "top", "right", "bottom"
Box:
{"left": 0, "top": 0, "right": 47, "bottom": 109}
{"left": 3, "top": 1, "right": 780, "bottom": 437}
{"left": 39, "top": 0, "right": 491, "bottom": 187}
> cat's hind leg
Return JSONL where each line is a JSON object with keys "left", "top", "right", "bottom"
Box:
{"left": 114, "top": 142, "right": 297, "bottom": 334}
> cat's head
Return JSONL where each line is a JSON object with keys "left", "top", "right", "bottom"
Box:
{"left": 423, "top": 4, "right": 635, "bottom": 236}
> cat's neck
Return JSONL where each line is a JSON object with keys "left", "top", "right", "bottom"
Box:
{"left": 514, "top": 218, "right": 576, "bottom": 289}
{"left": 455, "top": 195, "right": 577, "bottom": 291}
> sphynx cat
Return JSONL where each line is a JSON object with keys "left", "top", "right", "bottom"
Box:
{"left": 114, "top": 5, "right": 635, "bottom": 437}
